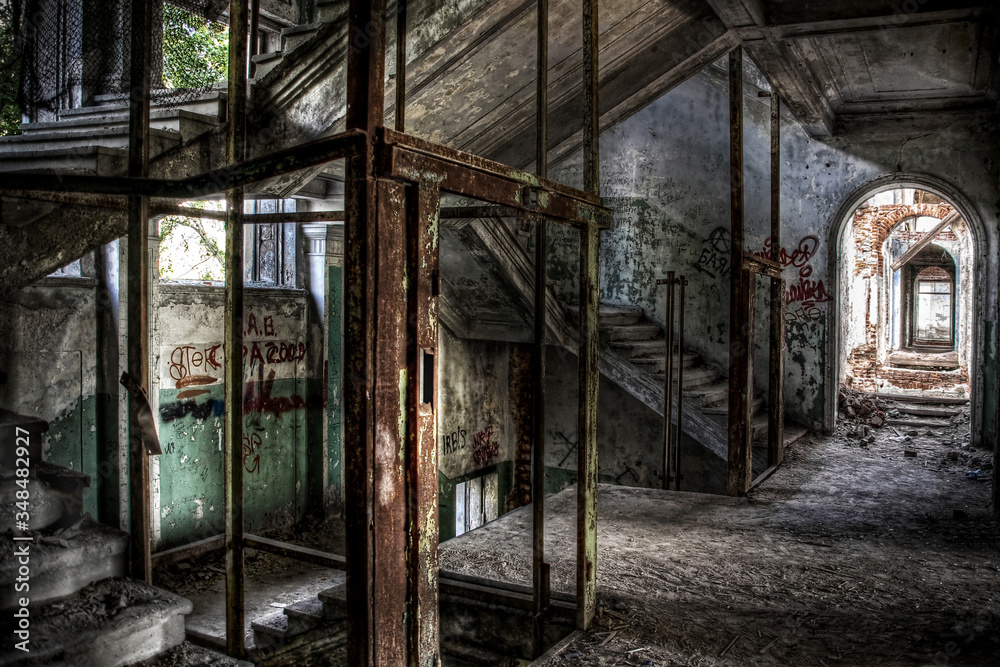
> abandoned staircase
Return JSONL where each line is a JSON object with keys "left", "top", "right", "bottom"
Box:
{"left": 0, "top": 412, "right": 245, "bottom": 667}
{"left": 589, "top": 303, "right": 807, "bottom": 482}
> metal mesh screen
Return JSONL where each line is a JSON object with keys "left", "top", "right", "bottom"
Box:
{"left": 18, "top": 0, "right": 229, "bottom": 120}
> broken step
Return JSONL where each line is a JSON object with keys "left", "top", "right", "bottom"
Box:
{"left": 874, "top": 392, "right": 968, "bottom": 405}
{"left": 894, "top": 405, "right": 962, "bottom": 418}
{"left": 4, "top": 578, "right": 192, "bottom": 667}
{"left": 635, "top": 354, "right": 703, "bottom": 374}
{"left": 0, "top": 516, "right": 128, "bottom": 611}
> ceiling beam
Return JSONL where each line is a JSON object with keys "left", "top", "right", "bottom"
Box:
{"left": 890, "top": 211, "right": 961, "bottom": 272}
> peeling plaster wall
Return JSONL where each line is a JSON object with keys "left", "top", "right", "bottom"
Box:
{"left": 0, "top": 277, "right": 111, "bottom": 519}
{"left": 438, "top": 326, "right": 513, "bottom": 482}
{"left": 562, "top": 65, "right": 999, "bottom": 433}
{"left": 154, "top": 285, "right": 322, "bottom": 550}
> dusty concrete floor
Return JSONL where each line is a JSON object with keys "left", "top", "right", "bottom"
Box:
{"left": 441, "top": 417, "right": 999, "bottom": 666}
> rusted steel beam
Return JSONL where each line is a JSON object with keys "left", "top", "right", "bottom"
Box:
{"left": 577, "top": 0, "right": 600, "bottom": 632}
{"left": 577, "top": 222, "right": 600, "bottom": 632}
{"left": 126, "top": 0, "right": 153, "bottom": 587}
{"left": 768, "top": 94, "right": 785, "bottom": 468}
{"left": 224, "top": 0, "right": 250, "bottom": 660}
{"left": 726, "top": 47, "right": 752, "bottom": 497}
{"left": 244, "top": 534, "right": 347, "bottom": 569}
{"left": 537, "top": 0, "right": 549, "bottom": 181}
{"left": 744, "top": 254, "right": 783, "bottom": 279}
{"left": 380, "top": 128, "right": 607, "bottom": 219}
{"left": 383, "top": 145, "right": 609, "bottom": 228}
{"left": 0, "top": 131, "right": 366, "bottom": 198}
{"left": 372, "top": 179, "right": 409, "bottom": 665}
{"left": 658, "top": 274, "right": 675, "bottom": 491}
{"left": 395, "top": 0, "right": 407, "bottom": 132}
{"left": 532, "top": 214, "right": 549, "bottom": 656}
{"left": 675, "top": 276, "right": 686, "bottom": 492}
{"left": 344, "top": 2, "right": 386, "bottom": 663}
{"left": 889, "top": 210, "right": 961, "bottom": 271}
{"left": 406, "top": 182, "right": 441, "bottom": 666}
{"left": 532, "top": 2, "right": 550, "bottom": 651}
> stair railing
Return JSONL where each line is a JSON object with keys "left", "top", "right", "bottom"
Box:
{"left": 657, "top": 272, "right": 687, "bottom": 491}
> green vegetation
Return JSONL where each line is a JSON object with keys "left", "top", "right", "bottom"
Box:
{"left": 0, "top": 0, "right": 22, "bottom": 136}
{"left": 159, "top": 202, "right": 226, "bottom": 282}
{"left": 161, "top": 3, "right": 229, "bottom": 90}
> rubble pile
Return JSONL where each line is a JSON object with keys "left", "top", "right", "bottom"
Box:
{"left": 838, "top": 387, "right": 889, "bottom": 428}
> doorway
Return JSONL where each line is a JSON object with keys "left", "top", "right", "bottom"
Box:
{"left": 828, "top": 177, "right": 986, "bottom": 446}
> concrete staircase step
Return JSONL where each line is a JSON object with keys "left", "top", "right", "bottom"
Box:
{"left": 702, "top": 395, "right": 763, "bottom": 415}
{"left": 281, "top": 23, "right": 322, "bottom": 54}
{"left": 19, "top": 109, "right": 219, "bottom": 143}
{"left": 62, "top": 90, "right": 228, "bottom": 122}
{"left": 610, "top": 339, "right": 701, "bottom": 363}
{"left": 317, "top": 583, "right": 348, "bottom": 622}
{"left": 569, "top": 303, "right": 645, "bottom": 326}
{"left": 0, "top": 127, "right": 181, "bottom": 157}
{"left": 251, "top": 50, "right": 285, "bottom": 80}
{"left": 125, "top": 641, "right": 253, "bottom": 667}
{"left": 0, "top": 517, "right": 128, "bottom": 611}
{"left": 650, "top": 365, "right": 718, "bottom": 386}
{"left": 683, "top": 380, "right": 730, "bottom": 406}
{"left": 634, "top": 353, "right": 702, "bottom": 373}
{"left": 250, "top": 611, "right": 289, "bottom": 652}
{"left": 601, "top": 323, "right": 662, "bottom": 342}
{"left": 4, "top": 578, "right": 192, "bottom": 667}
{"left": 0, "top": 145, "right": 127, "bottom": 175}
{"left": 282, "top": 596, "right": 324, "bottom": 635}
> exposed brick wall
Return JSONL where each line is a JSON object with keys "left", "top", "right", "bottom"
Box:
{"left": 844, "top": 203, "right": 968, "bottom": 394}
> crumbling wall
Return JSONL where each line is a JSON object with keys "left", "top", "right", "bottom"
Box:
{"left": 154, "top": 284, "right": 322, "bottom": 550}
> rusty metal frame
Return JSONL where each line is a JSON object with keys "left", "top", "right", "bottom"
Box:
{"left": 729, "top": 69, "right": 787, "bottom": 496}
{"left": 125, "top": 0, "right": 153, "bottom": 585}
{"left": 0, "top": 0, "right": 608, "bottom": 660}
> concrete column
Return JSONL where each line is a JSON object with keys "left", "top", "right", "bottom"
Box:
{"left": 303, "top": 223, "right": 345, "bottom": 510}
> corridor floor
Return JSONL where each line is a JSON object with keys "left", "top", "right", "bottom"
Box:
{"left": 441, "top": 415, "right": 999, "bottom": 665}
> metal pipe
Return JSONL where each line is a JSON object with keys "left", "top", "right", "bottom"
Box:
{"left": 675, "top": 276, "right": 686, "bottom": 491}
{"left": 660, "top": 273, "right": 674, "bottom": 490}
{"left": 224, "top": 0, "right": 249, "bottom": 659}
{"left": 395, "top": 0, "right": 406, "bottom": 132}
{"left": 582, "top": 0, "right": 599, "bottom": 197}
{"left": 126, "top": 0, "right": 152, "bottom": 586}
{"left": 0, "top": 130, "right": 367, "bottom": 198}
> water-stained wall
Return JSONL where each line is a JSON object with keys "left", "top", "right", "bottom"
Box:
{"left": 154, "top": 284, "right": 323, "bottom": 550}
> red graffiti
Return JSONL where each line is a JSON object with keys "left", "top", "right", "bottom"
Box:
{"left": 786, "top": 278, "right": 833, "bottom": 305}
{"left": 245, "top": 312, "right": 277, "bottom": 338}
{"left": 756, "top": 236, "right": 820, "bottom": 278}
{"left": 169, "top": 344, "right": 224, "bottom": 383}
{"left": 242, "top": 433, "right": 261, "bottom": 473}
{"left": 472, "top": 425, "right": 500, "bottom": 467}
{"left": 243, "top": 368, "right": 313, "bottom": 417}
{"left": 242, "top": 341, "right": 307, "bottom": 374}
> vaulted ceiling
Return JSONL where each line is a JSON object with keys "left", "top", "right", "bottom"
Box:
{"left": 706, "top": 0, "right": 1000, "bottom": 136}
